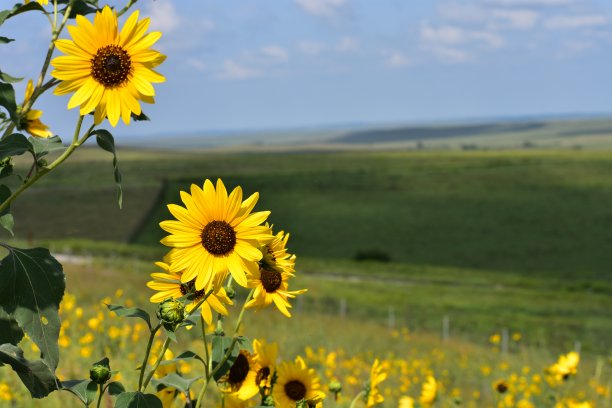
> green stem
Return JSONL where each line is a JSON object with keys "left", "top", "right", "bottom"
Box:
{"left": 141, "top": 336, "right": 172, "bottom": 391}
{"left": 117, "top": 0, "right": 138, "bottom": 17}
{"left": 201, "top": 315, "right": 210, "bottom": 379}
{"left": 349, "top": 391, "right": 364, "bottom": 408}
{"left": 194, "top": 289, "right": 255, "bottom": 408}
{"left": 138, "top": 323, "right": 161, "bottom": 392}
{"left": 95, "top": 383, "right": 104, "bottom": 408}
{"left": 0, "top": 115, "right": 87, "bottom": 214}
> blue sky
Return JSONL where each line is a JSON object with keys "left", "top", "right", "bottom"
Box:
{"left": 1, "top": 0, "right": 611, "bottom": 138}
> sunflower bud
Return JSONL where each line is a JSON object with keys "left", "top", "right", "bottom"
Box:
{"left": 329, "top": 380, "right": 342, "bottom": 400}
{"left": 158, "top": 298, "right": 185, "bottom": 331}
{"left": 225, "top": 285, "right": 236, "bottom": 300}
{"left": 89, "top": 357, "right": 111, "bottom": 384}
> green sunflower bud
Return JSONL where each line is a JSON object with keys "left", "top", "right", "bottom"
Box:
{"left": 158, "top": 298, "right": 185, "bottom": 331}
{"left": 329, "top": 380, "right": 342, "bottom": 394}
{"left": 89, "top": 357, "right": 111, "bottom": 384}
{"left": 225, "top": 285, "right": 236, "bottom": 299}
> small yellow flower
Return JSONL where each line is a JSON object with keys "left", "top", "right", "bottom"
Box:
{"left": 398, "top": 396, "right": 414, "bottom": 408}
{"left": 0, "top": 382, "right": 14, "bottom": 401}
{"left": 364, "top": 359, "right": 387, "bottom": 408}
{"left": 20, "top": 80, "right": 52, "bottom": 138}
{"left": 419, "top": 376, "right": 437, "bottom": 407}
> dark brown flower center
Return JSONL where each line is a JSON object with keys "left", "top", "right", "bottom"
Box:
{"left": 179, "top": 280, "right": 206, "bottom": 301}
{"left": 201, "top": 221, "right": 236, "bottom": 255}
{"left": 91, "top": 45, "right": 132, "bottom": 88}
{"left": 256, "top": 366, "right": 271, "bottom": 386}
{"left": 260, "top": 268, "right": 282, "bottom": 293}
{"left": 284, "top": 380, "right": 307, "bottom": 401}
{"left": 228, "top": 353, "right": 250, "bottom": 385}
{"left": 496, "top": 382, "right": 508, "bottom": 394}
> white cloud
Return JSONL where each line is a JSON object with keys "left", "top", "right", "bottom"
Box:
{"left": 217, "top": 60, "right": 260, "bottom": 80}
{"left": 433, "top": 47, "right": 470, "bottom": 63}
{"left": 261, "top": 46, "right": 289, "bottom": 63}
{"left": 385, "top": 51, "right": 411, "bottom": 68}
{"left": 544, "top": 15, "right": 608, "bottom": 29}
{"left": 186, "top": 58, "right": 207, "bottom": 71}
{"left": 564, "top": 40, "right": 594, "bottom": 52}
{"left": 336, "top": 36, "right": 359, "bottom": 52}
{"left": 421, "top": 23, "right": 504, "bottom": 49}
{"left": 295, "top": 0, "right": 348, "bottom": 17}
{"left": 145, "top": 0, "right": 181, "bottom": 33}
{"left": 297, "top": 40, "right": 327, "bottom": 55}
{"left": 490, "top": 9, "right": 539, "bottom": 29}
{"left": 485, "top": 0, "right": 574, "bottom": 5}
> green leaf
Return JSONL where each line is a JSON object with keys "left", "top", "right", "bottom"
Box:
{"left": 0, "top": 133, "right": 32, "bottom": 160}
{"left": 0, "top": 308, "right": 23, "bottom": 345}
{"left": 61, "top": 379, "right": 97, "bottom": 406}
{"left": 65, "top": 0, "right": 98, "bottom": 18}
{"left": 0, "top": 184, "right": 13, "bottom": 235}
{"left": 0, "top": 83, "right": 18, "bottom": 124}
{"left": 0, "top": 69, "right": 22, "bottom": 84}
{"left": 0, "top": 344, "right": 59, "bottom": 398}
{"left": 108, "top": 381, "right": 126, "bottom": 396}
{"left": 92, "top": 129, "right": 122, "bottom": 209}
{"left": 0, "top": 37, "right": 14, "bottom": 44}
{"left": 0, "top": 246, "right": 65, "bottom": 371}
{"left": 159, "top": 351, "right": 205, "bottom": 367}
{"left": 211, "top": 336, "right": 241, "bottom": 382}
{"left": 151, "top": 373, "right": 202, "bottom": 394}
{"left": 114, "top": 391, "right": 163, "bottom": 408}
{"left": 106, "top": 304, "right": 152, "bottom": 331}
{"left": 131, "top": 112, "right": 150, "bottom": 122}
{"left": 29, "top": 135, "right": 63, "bottom": 159}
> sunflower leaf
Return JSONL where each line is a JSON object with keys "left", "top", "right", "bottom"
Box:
{"left": 0, "top": 308, "right": 23, "bottom": 345}
{"left": 0, "top": 3, "right": 45, "bottom": 27}
{"left": 211, "top": 336, "right": 242, "bottom": 382}
{"left": 114, "top": 391, "right": 163, "bottom": 408}
{"left": 92, "top": 129, "right": 122, "bottom": 209}
{"left": 0, "top": 246, "right": 65, "bottom": 371}
{"left": 0, "top": 36, "right": 14, "bottom": 44}
{"left": 0, "top": 184, "right": 14, "bottom": 235}
{"left": 29, "top": 135, "right": 64, "bottom": 159}
{"left": 61, "top": 379, "right": 98, "bottom": 406}
{"left": 0, "top": 133, "right": 33, "bottom": 160}
{"left": 0, "top": 82, "right": 18, "bottom": 124}
{"left": 159, "top": 350, "right": 205, "bottom": 367}
{"left": 106, "top": 304, "right": 152, "bottom": 331}
{"left": 0, "top": 69, "right": 22, "bottom": 84}
{"left": 151, "top": 373, "right": 202, "bottom": 394}
{"left": 108, "top": 381, "right": 126, "bottom": 396}
{"left": 64, "top": 0, "right": 98, "bottom": 18}
{"left": 0, "top": 344, "right": 59, "bottom": 398}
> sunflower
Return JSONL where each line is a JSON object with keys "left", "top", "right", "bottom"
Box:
{"left": 253, "top": 338, "right": 278, "bottom": 392}
{"left": 419, "top": 376, "right": 437, "bottom": 407}
{"left": 160, "top": 179, "right": 272, "bottom": 291}
{"left": 364, "top": 359, "right": 387, "bottom": 408}
{"left": 51, "top": 6, "right": 165, "bottom": 126}
{"left": 20, "top": 80, "right": 52, "bottom": 138}
{"left": 146, "top": 260, "right": 233, "bottom": 325}
{"left": 25, "top": 0, "right": 48, "bottom": 4}
{"left": 219, "top": 350, "right": 260, "bottom": 401}
{"left": 398, "top": 396, "right": 415, "bottom": 408}
{"left": 548, "top": 351, "right": 580, "bottom": 382}
{"left": 245, "top": 229, "right": 306, "bottom": 317}
{"left": 273, "top": 356, "right": 325, "bottom": 408}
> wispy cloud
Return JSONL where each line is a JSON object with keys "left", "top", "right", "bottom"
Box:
{"left": 544, "top": 15, "right": 608, "bottom": 29}
{"left": 385, "top": 51, "right": 411, "bottom": 68}
{"left": 297, "top": 40, "right": 327, "bottom": 55}
{"left": 336, "top": 36, "right": 359, "bottom": 52}
{"left": 216, "top": 60, "right": 260, "bottom": 80}
{"left": 145, "top": 0, "right": 181, "bottom": 33}
{"left": 295, "top": 0, "right": 349, "bottom": 17}
{"left": 261, "top": 46, "right": 290, "bottom": 63}
{"left": 421, "top": 23, "right": 504, "bottom": 48}
{"left": 485, "top": 0, "right": 574, "bottom": 5}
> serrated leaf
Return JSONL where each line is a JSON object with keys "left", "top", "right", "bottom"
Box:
{"left": 29, "top": 135, "right": 63, "bottom": 158}
{"left": 0, "top": 344, "right": 59, "bottom": 398}
{"left": 151, "top": 373, "right": 202, "bottom": 394}
{"left": 114, "top": 391, "right": 163, "bottom": 408}
{"left": 61, "top": 379, "right": 97, "bottom": 406}
{"left": 0, "top": 69, "right": 22, "bottom": 84}
{"left": 0, "top": 83, "right": 18, "bottom": 124}
{"left": 108, "top": 381, "right": 126, "bottom": 396}
{"left": 211, "top": 336, "right": 241, "bottom": 381}
{"left": 0, "top": 133, "right": 32, "bottom": 160}
{"left": 106, "top": 304, "right": 152, "bottom": 331}
{"left": 0, "top": 308, "right": 23, "bottom": 345}
{"left": 0, "top": 246, "right": 65, "bottom": 371}
{"left": 92, "top": 129, "right": 122, "bottom": 209}
{"left": 0, "top": 184, "right": 13, "bottom": 235}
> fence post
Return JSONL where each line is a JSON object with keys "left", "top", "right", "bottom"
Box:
{"left": 339, "top": 298, "right": 347, "bottom": 319}
{"left": 442, "top": 316, "right": 450, "bottom": 341}
{"left": 388, "top": 307, "right": 396, "bottom": 330}
{"left": 501, "top": 328, "right": 509, "bottom": 354}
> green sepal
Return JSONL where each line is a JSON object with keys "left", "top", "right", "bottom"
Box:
{"left": 30, "top": 135, "right": 63, "bottom": 159}
{"left": 92, "top": 129, "right": 122, "bottom": 209}
{"left": 0, "top": 83, "right": 18, "bottom": 124}
{"left": 108, "top": 381, "right": 125, "bottom": 396}
{"left": 0, "top": 245, "right": 65, "bottom": 371}
{"left": 151, "top": 373, "right": 203, "bottom": 394}
{"left": 114, "top": 391, "right": 163, "bottom": 408}
{"left": 61, "top": 379, "right": 98, "bottom": 406}
{"left": 0, "top": 343, "right": 59, "bottom": 398}
{"left": 0, "top": 133, "right": 32, "bottom": 160}
{"left": 106, "top": 304, "right": 152, "bottom": 331}
{"left": 0, "top": 184, "right": 13, "bottom": 235}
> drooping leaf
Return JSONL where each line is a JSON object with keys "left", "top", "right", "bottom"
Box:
{"left": 0, "top": 246, "right": 65, "bottom": 371}
{"left": 106, "top": 304, "right": 152, "bottom": 331}
{"left": 0, "top": 344, "right": 59, "bottom": 398}
{"left": 159, "top": 350, "right": 205, "bottom": 368}
{"left": 65, "top": 0, "right": 98, "bottom": 18}
{"left": 0, "top": 133, "right": 32, "bottom": 160}
{"left": 0, "top": 69, "right": 22, "bottom": 84}
{"left": 30, "top": 135, "right": 64, "bottom": 159}
{"left": 211, "top": 336, "right": 241, "bottom": 381}
{"left": 151, "top": 373, "right": 202, "bottom": 394}
{"left": 0, "top": 83, "right": 18, "bottom": 124}
{"left": 108, "top": 381, "right": 126, "bottom": 396}
{"left": 61, "top": 379, "right": 98, "bottom": 406}
{"left": 0, "top": 308, "right": 23, "bottom": 345}
{"left": 0, "top": 37, "right": 14, "bottom": 44}
{"left": 131, "top": 112, "right": 150, "bottom": 122}
{"left": 114, "top": 391, "right": 163, "bottom": 408}
{"left": 0, "top": 184, "right": 13, "bottom": 235}
{"left": 92, "top": 129, "right": 122, "bottom": 209}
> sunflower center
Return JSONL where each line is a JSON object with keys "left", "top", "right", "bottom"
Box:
{"left": 260, "top": 268, "right": 282, "bottom": 293}
{"left": 284, "top": 380, "right": 307, "bottom": 401}
{"left": 228, "top": 353, "right": 250, "bottom": 385}
{"left": 91, "top": 45, "right": 132, "bottom": 88}
{"left": 201, "top": 221, "right": 236, "bottom": 255}
{"left": 179, "top": 280, "right": 206, "bottom": 301}
{"left": 256, "top": 366, "right": 271, "bottom": 386}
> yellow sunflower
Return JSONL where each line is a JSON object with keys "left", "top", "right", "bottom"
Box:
{"left": 25, "top": 0, "right": 48, "bottom": 5}
{"left": 253, "top": 338, "right": 278, "bottom": 392}
{"left": 548, "top": 351, "right": 580, "bottom": 382}
{"left": 419, "top": 376, "right": 437, "bottom": 407}
{"left": 219, "top": 350, "right": 260, "bottom": 401}
{"left": 273, "top": 356, "right": 325, "bottom": 408}
{"left": 146, "top": 260, "right": 233, "bottom": 326}
{"left": 51, "top": 6, "right": 165, "bottom": 126}
{"left": 398, "top": 396, "right": 415, "bottom": 408}
{"left": 20, "top": 80, "right": 52, "bottom": 138}
{"left": 364, "top": 359, "right": 387, "bottom": 408}
{"left": 245, "top": 229, "right": 306, "bottom": 317}
{"left": 160, "top": 179, "right": 272, "bottom": 291}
